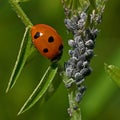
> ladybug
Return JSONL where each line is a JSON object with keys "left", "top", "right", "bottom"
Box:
{"left": 31, "top": 24, "right": 63, "bottom": 61}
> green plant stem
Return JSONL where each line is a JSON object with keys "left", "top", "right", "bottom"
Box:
{"left": 63, "top": 76, "right": 82, "bottom": 120}
{"left": 68, "top": 90, "right": 81, "bottom": 120}
{"left": 9, "top": 0, "right": 33, "bottom": 27}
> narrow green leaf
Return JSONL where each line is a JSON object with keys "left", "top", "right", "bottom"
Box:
{"left": 16, "top": 0, "right": 30, "bottom": 3}
{"left": 18, "top": 63, "right": 58, "bottom": 115}
{"left": 6, "top": 27, "right": 35, "bottom": 92}
{"left": 104, "top": 63, "right": 120, "bottom": 87}
{"left": 44, "top": 65, "right": 63, "bottom": 101}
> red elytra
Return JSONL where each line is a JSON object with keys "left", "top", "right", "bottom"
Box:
{"left": 31, "top": 24, "right": 63, "bottom": 61}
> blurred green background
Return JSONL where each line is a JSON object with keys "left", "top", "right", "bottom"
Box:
{"left": 0, "top": 0, "right": 120, "bottom": 120}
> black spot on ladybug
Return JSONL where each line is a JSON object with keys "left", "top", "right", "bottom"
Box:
{"left": 34, "top": 32, "right": 40, "bottom": 39}
{"left": 48, "top": 36, "right": 54, "bottom": 43}
{"left": 43, "top": 48, "right": 48, "bottom": 53}
{"left": 51, "top": 50, "right": 63, "bottom": 61}
{"left": 59, "top": 44, "right": 63, "bottom": 51}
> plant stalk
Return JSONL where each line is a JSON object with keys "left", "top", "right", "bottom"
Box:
{"left": 68, "top": 90, "right": 82, "bottom": 120}
{"left": 9, "top": 0, "right": 33, "bottom": 27}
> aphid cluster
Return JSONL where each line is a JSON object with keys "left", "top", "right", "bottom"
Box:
{"left": 64, "top": 11, "right": 100, "bottom": 103}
